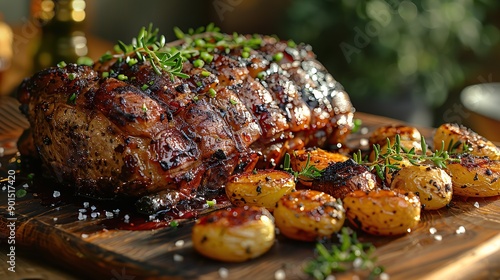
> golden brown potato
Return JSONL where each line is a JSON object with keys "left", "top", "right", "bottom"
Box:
{"left": 369, "top": 124, "right": 422, "bottom": 147}
{"left": 274, "top": 189, "right": 345, "bottom": 242}
{"left": 192, "top": 206, "right": 275, "bottom": 262}
{"left": 343, "top": 189, "right": 421, "bottom": 236}
{"left": 290, "top": 148, "right": 349, "bottom": 186}
{"left": 445, "top": 154, "right": 500, "bottom": 197}
{"left": 390, "top": 165, "right": 453, "bottom": 210}
{"left": 225, "top": 170, "right": 295, "bottom": 211}
{"left": 433, "top": 123, "right": 500, "bottom": 160}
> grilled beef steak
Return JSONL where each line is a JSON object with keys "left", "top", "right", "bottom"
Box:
{"left": 17, "top": 30, "right": 355, "bottom": 201}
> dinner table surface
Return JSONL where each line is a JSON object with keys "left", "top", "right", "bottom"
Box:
{"left": 1, "top": 110, "right": 500, "bottom": 280}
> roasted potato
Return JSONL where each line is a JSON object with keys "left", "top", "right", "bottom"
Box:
{"left": 290, "top": 148, "right": 349, "bottom": 186}
{"left": 274, "top": 189, "right": 345, "bottom": 242}
{"left": 343, "top": 189, "right": 421, "bottom": 236}
{"left": 445, "top": 154, "right": 500, "bottom": 197}
{"left": 390, "top": 165, "right": 453, "bottom": 210}
{"left": 369, "top": 124, "right": 422, "bottom": 147}
{"left": 192, "top": 206, "right": 275, "bottom": 262}
{"left": 433, "top": 123, "right": 500, "bottom": 160}
{"left": 225, "top": 170, "right": 295, "bottom": 211}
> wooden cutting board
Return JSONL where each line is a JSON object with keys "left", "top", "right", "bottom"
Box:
{"left": 1, "top": 112, "right": 500, "bottom": 280}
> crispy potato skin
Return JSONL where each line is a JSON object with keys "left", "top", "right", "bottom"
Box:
{"left": 225, "top": 170, "right": 295, "bottom": 211}
{"left": 390, "top": 165, "right": 453, "bottom": 210}
{"left": 445, "top": 154, "right": 500, "bottom": 197}
{"left": 434, "top": 123, "right": 500, "bottom": 160}
{"left": 192, "top": 206, "right": 275, "bottom": 262}
{"left": 290, "top": 148, "right": 349, "bottom": 186}
{"left": 343, "top": 189, "right": 421, "bottom": 236}
{"left": 274, "top": 189, "right": 345, "bottom": 242}
{"left": 369, "top": 125, "right": 422, "bottom": 147}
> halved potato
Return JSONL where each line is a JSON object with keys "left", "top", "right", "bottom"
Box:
{"left": 192, "top": 206, "right": 275, "bottom": 262}
{"left": 343, "top": 189, "right": 421, "bottom": 236}
{"left": 225, "top": 170, "right": 295, "bottom": 211}
{"left": 369, "top": 124, "right": 422, "bottom": 147}
{"left": 274, "top": 189, "right": 345, "bottom": 242}
{"left": 390, "top": 165, "right": 453, "bottom": 210}
{"left": 445, "top": 154, "right": 500, "bottom": 197}
{"left": 433, "top": 123, "right": 500, "bottom": 160}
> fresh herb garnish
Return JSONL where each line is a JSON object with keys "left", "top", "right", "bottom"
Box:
{"left": 353, "top": 134, "right": 460, "bottom": 180}
{"left": 282, "top": 152, "right": 324, "bottom": 180}
{"left": 77, "top": 56, "right": 93, "bottom": 66}
{"left": 67, "top": 93, "right": 77, "bottom": 104}
{"left": 103, "top": 24, "right": 189, "bottom": 80}
{"left": 206, "top": 199, "right": 216, "bottom": 207}
{"left": 303, "top": 227, "right": 384, "bottom": 280}
{"left": 351, "top": 118, "right": 362, "bottom": 133}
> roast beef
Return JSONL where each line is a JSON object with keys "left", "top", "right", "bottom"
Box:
{"left": 17, "top": 30, "right": 355, "bottom": 201}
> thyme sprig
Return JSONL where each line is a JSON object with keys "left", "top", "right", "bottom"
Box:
{"left": 282, "top": 152, "right": 324, "bottom": 180}
{"left": 304, "top": 227, "right": 384, "bottom": 280}
{"left": 353, "top": 134, "right": 460, "bottom": 180}
{"left": 103, "top": 24, "right": 189, "bottom": 79}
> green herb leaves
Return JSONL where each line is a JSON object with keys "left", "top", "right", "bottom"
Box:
{"left": 353, "top": 135, "right": 460, "bottom": 180}
{"left": 282, "top": 153, "right": 324, "bottom": 180}
{"left": 101, "top": 24, "right": 189, "bottom": 80}
{"left": 304, "top": 227, "right": 384, "bottom": 280}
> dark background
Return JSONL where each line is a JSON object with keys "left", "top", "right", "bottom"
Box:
{"left": 1, "top": 0, "right": 500, "bottom": 129}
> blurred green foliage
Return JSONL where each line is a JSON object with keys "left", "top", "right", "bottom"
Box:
{"left": 285, "top": 0, "right": 500, "bottom": 108}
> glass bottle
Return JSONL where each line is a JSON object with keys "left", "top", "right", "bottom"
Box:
{"left": 32, "top": 0, "right": 87, "bottom": 71}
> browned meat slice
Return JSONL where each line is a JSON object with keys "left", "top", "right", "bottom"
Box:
{"left": 310, "top": 159, "right": 377, "bottom": 199}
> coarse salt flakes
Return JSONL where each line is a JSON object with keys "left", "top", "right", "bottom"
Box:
{"left": 78, "top": 212, "right": 87, "bottom": 221}
{"left": 22, "top": 183, "right": 29, "bottom": 189}
{"left": 380, "top": 272, "right": 390, "bottom": 280}
{"left": 456, "top": 226, "right": 466, "bottom": 234}
{"left": 90, "top": 205, "right": 97, "bottom": 211}
{"left": 174, "top": 240, "right": 184, "bottom": 247}
{"left": 173, "top": 254, "right": 184, "bottom": 262}
{"left": 218, "top": 267, "right": 229, "bottom": 279}
{"left": 53, "top": 191, "right": 61, "bottom": 198}
{"left": 359, "top": 138, "right": 369, "bottom": 146}
{"left": 274, "top": 269, "right": 286, "bottom": 280}
{"left": 353, "top": 257, "right": 363, "bottom": 269}
{"left": 434, "top": 234, "right": 443, "bottom": 241}
{"left": 429, "top": 227, "right": 437, "bottom": 234}
{"left": 81, "top": 233, "right": 89, "bottom": 239}
{"left": 105, "top": 211, "right": 114, "bottom": 218}
{"left": 474, "top": 201, "right": 480, "bottom": 208}
{"left": 53, "top": 217, "right": 58, "bottom": 222}
{"left": 83, "top": 202, "right": 89, "bottom": 208}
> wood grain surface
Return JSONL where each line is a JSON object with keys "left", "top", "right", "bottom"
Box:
{"left": 1, "top": 112, "right": 499, "bottom": 280}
